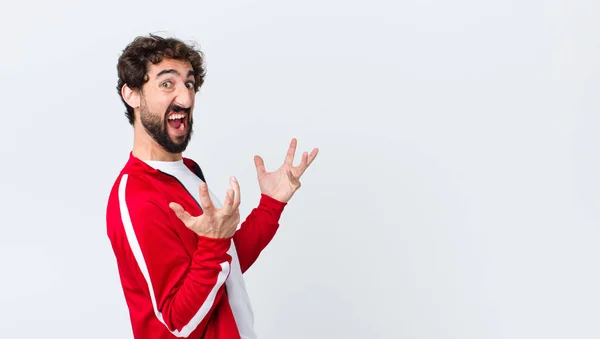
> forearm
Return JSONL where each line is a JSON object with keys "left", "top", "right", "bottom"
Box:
{"left": 233, "top": 194, "right": 287, "bottom": 272}
{"left": 158, "top": 236, "right": 232, "bottom": 335}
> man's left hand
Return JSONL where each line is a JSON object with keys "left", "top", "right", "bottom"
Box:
{"left": 253, "top": 138, "right": 319, "bottom": 203}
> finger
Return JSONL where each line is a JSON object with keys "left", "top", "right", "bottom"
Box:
{"left": 169, "top": 202, "right": 194, "bottom": 226}
{"left": 234, "top": 209, "right": 241, "bottom": 225}
{"left": 254, "top": 155, "right": 267, "bottom": 176}
{"left": 286, "top": 168, "right": 301, "bottom": 189}
{"left": 230, "top": 176, "right": 241, "bottom": 209}
{"left": 198, "top": 182, "right": 215, "bottom": 214}
{"left": 297, "top": 148, "right": 318, "bottom": 177}
{"left": 284, "top": 138, "right": 297, "bottom": 165}
{"left": 301, "top": 151, "right": 308, "bottom": 166}
{"left": 295, "top": 151, "right": 309, "bottom": 176}
{"left": 221, "top": 188, "right": 234, "bottom": 215}
{"left": 306, "top": 148, "right": 319, "bottom": 167}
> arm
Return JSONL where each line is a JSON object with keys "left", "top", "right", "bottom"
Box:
{"left": 125, "top": 197, "right": 232, "bottom": 337}
{"left": 180, "top": 139, "right": 316, "bottom": 276}
{"left": 235, "top": 138, "right": 318, "bottom": 272}
{"left": 233, "top": 193, "right": 287, "bottom": 273}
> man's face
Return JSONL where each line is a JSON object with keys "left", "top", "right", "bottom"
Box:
{"left": 138, "top": 58, "right": 197, "bottom": 154}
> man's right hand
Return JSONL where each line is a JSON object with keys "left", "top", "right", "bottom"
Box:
{"left": 169, "top": 176, "right": 241, "bottom": 239}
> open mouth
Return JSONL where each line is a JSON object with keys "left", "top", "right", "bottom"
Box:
{"left": 167, "top": 112, "right": 187, "bottom": 131}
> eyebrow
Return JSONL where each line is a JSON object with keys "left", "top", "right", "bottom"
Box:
{"left": 156, "top": 69, "right": 196, "bottom": 79}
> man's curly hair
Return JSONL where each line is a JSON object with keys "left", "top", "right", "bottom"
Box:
{"left": 116, "top": 34, "right": 207, "bottom": 125}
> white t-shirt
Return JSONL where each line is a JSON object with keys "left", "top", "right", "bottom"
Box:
{"left": 144, "top": 159, "right": 256, "bottom": 339}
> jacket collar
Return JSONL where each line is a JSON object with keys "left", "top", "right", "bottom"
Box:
{"left": 123, "top": 151, "right": 206, "bottom": 182}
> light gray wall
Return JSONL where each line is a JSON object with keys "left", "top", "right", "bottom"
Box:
{"left": 1, "top": 0, "right": 599, "bottom": 338}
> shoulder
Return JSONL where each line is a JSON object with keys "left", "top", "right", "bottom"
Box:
{"left": 106, "top": 154, "right": 174, "bottom": 233}
{"left": 122, "top": 172, "right": 167, "bottom": 205}
{"left": 108, "top": 171, "right": 170, "bottom": 218}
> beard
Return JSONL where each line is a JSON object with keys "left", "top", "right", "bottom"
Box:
{"left": 139, "top": 98, "right": 194, "bottom": 154}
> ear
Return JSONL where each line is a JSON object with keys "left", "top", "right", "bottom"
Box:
{"left": 121, "top": 84, "right": 141, "bottom": 109}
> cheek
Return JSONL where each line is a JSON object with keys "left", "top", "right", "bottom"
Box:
{"left": 151, "top": 98, "right": 172, "bottom": 116}
{"left": 149, "top": 89, "right": 174, "bottom": 110}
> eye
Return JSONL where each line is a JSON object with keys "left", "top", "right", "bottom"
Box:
{"left": 185, "top": 82, "right": 195, "bottom": 89}
{"left": 160, "top": 81, "right": 172, "bottom": 88}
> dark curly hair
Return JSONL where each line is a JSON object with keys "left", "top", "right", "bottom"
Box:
{"left": 116, "top": 34, "right": 207, "bottom": 125}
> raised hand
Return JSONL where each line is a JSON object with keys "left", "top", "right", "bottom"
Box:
{"left": 253, "top": 138, "right": 319, "bottom": 203}
{"left": 169, "top": 176, "right": 241, "bottom": 238}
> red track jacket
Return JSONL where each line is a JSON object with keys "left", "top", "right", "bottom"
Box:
{"left": 106, "top": 152, "right": 286, "bottom": 338}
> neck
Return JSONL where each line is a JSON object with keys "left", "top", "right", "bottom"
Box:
{"left": 132, "top": 123, "right": 182, "bottom": 162}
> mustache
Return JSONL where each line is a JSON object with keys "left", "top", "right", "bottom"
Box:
{"left": 169, "top": 105, "right": 191, "bottom": 115}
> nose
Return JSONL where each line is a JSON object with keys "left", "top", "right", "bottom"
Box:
{"left": 174, "top": 85, "right": 194, "bottom": 109}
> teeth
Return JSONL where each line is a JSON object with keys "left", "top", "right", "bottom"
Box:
{"left": 168, "top": 113, "right": 185, "bottom": 120}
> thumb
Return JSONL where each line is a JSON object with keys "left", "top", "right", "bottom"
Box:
{"left": 169, "top": 202, "right": 194, "bottom": 226}
{"left": 254, "top": 155, "right": 266, "bottom": 176}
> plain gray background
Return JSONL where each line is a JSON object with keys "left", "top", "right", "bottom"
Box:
{"left": 1, "top": 0, "right": 600, "bottom": 338}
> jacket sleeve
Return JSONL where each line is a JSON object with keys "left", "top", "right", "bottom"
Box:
{"left": 122, "top": 185, "right": 232, "bottom": 337}
{"left": 233, "top": 193, "right": 287, "bottom": 273}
